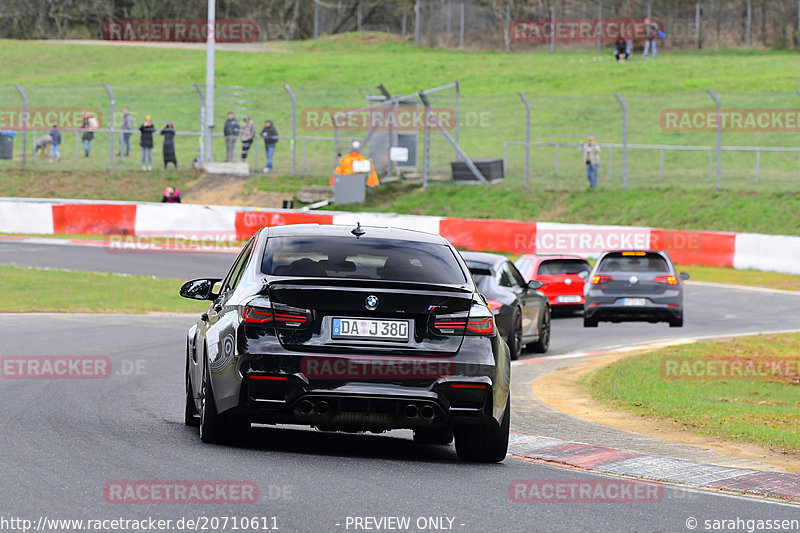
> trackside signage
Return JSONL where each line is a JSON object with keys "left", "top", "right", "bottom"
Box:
{"left": 510, "top": 18, "right": 663, "bottom": 43}
{"left": 102, "top": 19, "right": 260, "bottom": 42}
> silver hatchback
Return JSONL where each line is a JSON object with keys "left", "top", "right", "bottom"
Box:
{"left": 583, "top": 250, "right": 689, "bottom": 328}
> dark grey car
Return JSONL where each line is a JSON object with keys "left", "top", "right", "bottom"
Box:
{"left": 583, "top": 250, "right": 689, "bottom": 328}
{"left": 461, "top": 252, "right": 550, "bottom": 360}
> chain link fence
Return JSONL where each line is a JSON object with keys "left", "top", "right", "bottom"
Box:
{"left": 2, "top": 83, "right": 800, "bottom": 189}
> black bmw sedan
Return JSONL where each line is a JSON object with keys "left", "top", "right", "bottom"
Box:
{"left": 179, "top": 224, "right": 511, "bottom": 462}
{"left": 460, "top": 252, "right": 551, "bottom": 360}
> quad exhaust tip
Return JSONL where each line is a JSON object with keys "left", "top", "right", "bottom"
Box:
{"left": 403, "top": 404, "right": 419, "bottom": 419}
{"left": 297, "top": 400, "right": 313, "bottom": 415}
{"left": 419, "top": 405, "right": 435, "bottom": 420}
{"left": 314, "top": 400, "right": 330, "bottom": 415}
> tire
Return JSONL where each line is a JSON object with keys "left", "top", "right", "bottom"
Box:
{"left": 507, "top": 309, "right": 523, "bottom": 361}
{"left": 529, "top": 306, "right": 550, "bottom": 353}
{"left": 669, "top": 314, "right": 684, "bottom": 328}
{"left": 184, "top": 354, "right": 200, "bottom": 427}
{"left": 199, "top": 358, "right": 249, "bottom": 444}
{"left": 454, "top": 397, "right": 510, "bottom": 463}
{"left": 583, "top": 315, "right": 598, "bottom": 328}
{"left": 413, "top": 428, "right": 454, "bottom": 445}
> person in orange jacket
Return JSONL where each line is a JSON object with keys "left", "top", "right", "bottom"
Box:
{"left": 330, "top": 141, "right": 380, "bottom": 187}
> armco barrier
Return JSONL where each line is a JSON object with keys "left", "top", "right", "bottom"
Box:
{"left": 0, "top": 197, "right": 797, "bottom": 276}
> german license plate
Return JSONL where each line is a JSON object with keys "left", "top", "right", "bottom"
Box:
{"left": 556, "top": 295, "right": 582, "bottom": 303}
{"left": 621, "top": 298, "right": 646, "bottom": 306}
{"left": 332, "top": 318, "right": 409, "bottom": 341}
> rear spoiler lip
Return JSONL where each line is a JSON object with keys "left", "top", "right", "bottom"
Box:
{"left": 259, "top": 276, "right": 473, "bottom": 295}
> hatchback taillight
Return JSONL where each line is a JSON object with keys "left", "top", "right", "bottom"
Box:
{"left": 591, "top": 275, "right": 613, "bottom": 284}
{"left": 654, "top": 275, "right": 678, "bottom": 285}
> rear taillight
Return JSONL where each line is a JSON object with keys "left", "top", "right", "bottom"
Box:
{"left": 243, "top": 303, "right": 310, "bottom": 328}
{"left": 654, "top": 275, "right": 678, "bottom": 285}
{"left": 432, "top": 301, "right": 495, "bottom": 337}
{"left": 243, "top": 306, "right": 274, "bottom": 324}
{"left": 591, "top": 275, "right": 613, "bottom": 284}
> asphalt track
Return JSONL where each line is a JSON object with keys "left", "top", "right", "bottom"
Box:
{"left": 2, "top": 240, "right": 800, "bottom": 532}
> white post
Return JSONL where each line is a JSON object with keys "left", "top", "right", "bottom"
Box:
{"left": 205, "top": 0, "right": 215, "bottom": 162}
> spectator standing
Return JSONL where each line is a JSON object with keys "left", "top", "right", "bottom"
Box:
{"left": 119, "top": 107, "right": 133, "bottom": 157}
{"left": 49, "top": 124, "right": 61, "bottom": 163}
{"left": 223, "top": 112, "right": 240, "bottom": 162}
{"left": 240, "top": 115, "right": 256, "bottom": 162}
{"left": 260, "top": 119, "right": 279, "bottom": 173}
{"left": 80, "top": 111, "right": 95, "bottom": 157}
{"left": 642, "top": 18, "right": 659, "bottom": 59}
{"left": 161, "top": 122, "right": 177, "bottom": 169}
{"left": 162, "top": 186, "right": 181, "bottom": 203}
{"left": 139, "top": 116, "right": 155, "bottom": 171}
{"left": 579, "top": 137, "right": 601, "bottom": 188}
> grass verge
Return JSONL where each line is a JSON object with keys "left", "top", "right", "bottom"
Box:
{"left": 581, "top": 333, "right": 800, "bottom": 452}
{"left": 1, "top": 265, "right": 206, "bottom": 313}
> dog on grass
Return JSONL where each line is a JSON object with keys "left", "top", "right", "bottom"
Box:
{"left": 34, "top": 134, "right": 52, "bottom": 159}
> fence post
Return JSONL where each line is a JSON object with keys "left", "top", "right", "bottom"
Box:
{"left": 707, "top": 89, "right": 722, "bottom": 190}
{"left": 695, "top": 2, "right": 701, "bottom": 49}
{"left": 414, "top": 1, "right": 421, "bottom": 46}
{"left": 357, "top": 1, "right": 362, "bottom": 32}
{"left": 519, "top": 92, "right": 530, "bottom": 187}
{"left": 194, "top": 83, "right": 205, "bottom": 163}
{"left": 597, "top": 1, "right": 602, "bottom": 52}
{"left": 446, "top": 0, "right": 452, "bottom": 40}
{"left": 13, "top": 84, "right": 26, "bottom": 168}
{"left": 608, "top": 147, "right": 613, "bottom": 181}
{"left": 103, "top": 83, "right": 115, "bottom": 171}
{"left": 647, "top": 2, "right": 652, "bottom": 18}
{"left": 550, "top": 5, "right": 555, "bottom": 52}
{"left": 614, "top": 93, "right": 628, "bottom": 189}
{"left": 504, "top": 5, "right": 511, "bottom": 51}
{"left": 660, "top": 149, "right": 664, "bottom": 181}
{"left": 554, "top": 143, "right": 559, "bottom": 175}
{"left": 454, "top": 80, "right": 460, "bottom": 162}
{"left": 746, "top": 1, "right": 752, "bottom": 47}
{"left": 314, "top": 2, "right": 320, "bottom": 39}
{"left": 283, "top": 84, "right": 297, "bottom": 176}
{"left": 422, "top": 108, "right": 430, "bottom": 187}
{"left": 459, "top": 2, "right": 465, "bottom": 49}
{"left": 755, "top": 149, "right": 760, "bottom": 184}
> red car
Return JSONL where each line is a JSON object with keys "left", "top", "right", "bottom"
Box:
{"left": 514, "top": 254, "right": 591, "bottom": 313}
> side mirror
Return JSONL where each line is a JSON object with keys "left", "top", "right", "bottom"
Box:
{"left": 578, "top": 271, "right": 589, "bottom": 279}
{"left": 679, "top": 272, "right": 690, "bottom": 281}
{"left": 179, "top": 278, "right": 223, "bottom": 301}
{"left": 527, "top": 280, "right": 543, "bottom": 290}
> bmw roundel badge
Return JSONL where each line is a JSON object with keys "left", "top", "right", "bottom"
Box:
{"left": 365, "top": 295, "right": 379, "bottom": 310}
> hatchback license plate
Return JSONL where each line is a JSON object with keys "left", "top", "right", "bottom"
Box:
{"left": 556, "top": 295, "right": 582, "bottom": 303}
{"left": 621, "top": 298, "right": 646, "bottom": 306}
{"left": 332, "top": 318, "right": 409, "bottom": 341}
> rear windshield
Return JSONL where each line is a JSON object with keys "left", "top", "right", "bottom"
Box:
{"left": 537, "top": 259, "right": 591, "bottom": 275}
{"left": 261, "top": 236, "right": 468, "bottom": 284}
{"left": 598, "top": 253, "right": 669, "bottom": 273}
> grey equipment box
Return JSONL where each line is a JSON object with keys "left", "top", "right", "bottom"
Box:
{"left": 333, "top": 173, "right": 367, "bottom": 205}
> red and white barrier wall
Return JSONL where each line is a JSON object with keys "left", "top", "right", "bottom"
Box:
{"left": 1, "top": 198, "right": 798, "bottom": 275}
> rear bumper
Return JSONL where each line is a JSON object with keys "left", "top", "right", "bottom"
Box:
{"left": 584, "top": 303, "right": 682, "bottom": 322}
